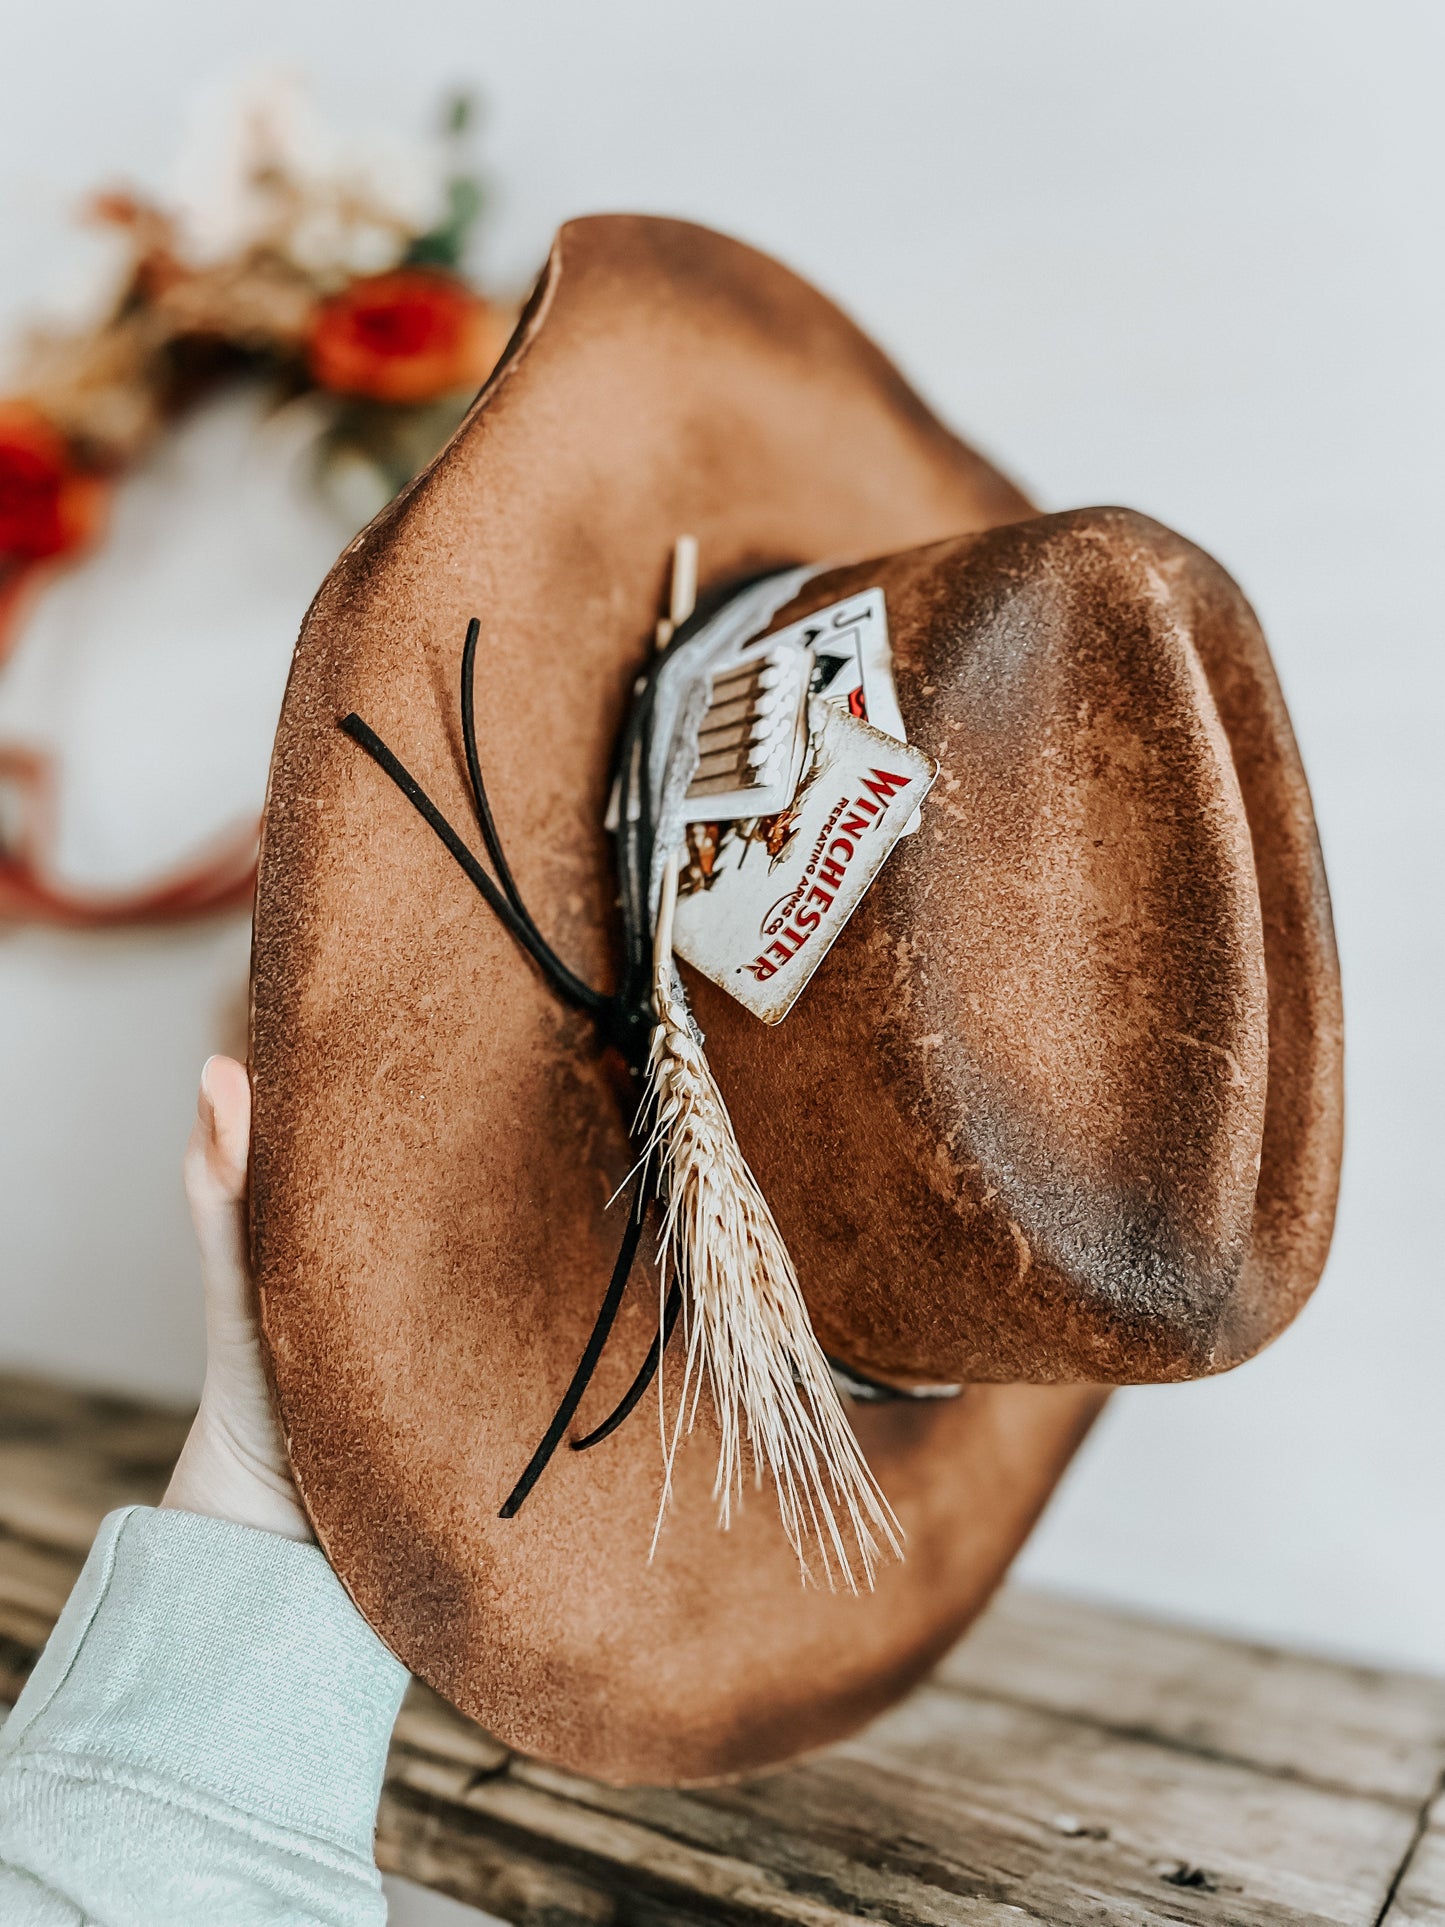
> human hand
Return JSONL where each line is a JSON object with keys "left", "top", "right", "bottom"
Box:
{"left": 161, "top": 1055, "right": 313, "bottom": 1543}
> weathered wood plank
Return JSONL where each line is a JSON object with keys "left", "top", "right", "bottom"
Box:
{"left": 0, "top": 1527, "right": 80, "bottom": 1645}
{"left": 387, "top": 1750, "right": 885, "bottom": 1925}
{"left": 393, "top": 1681, "right": 511, "bottom": 1779}
{"left": 377, "top": 1781, "right": 617, "bottom": 1927}
{"left": 1382, "top": 1795, "right": 1445, "bottom": 1926}
{"left": 0, "top": 1372, "right": 190, "bottom": 1557}
{"left": 2, "top": 1369, "right": 1440, "bottom": 1927}
{"left": 474, "top": 1691, "right": 1416, "bottom": 1926}
{"left": 377, "top": 1668, "right": 1435, "bottom": 1925}
{"left": 943, "top": 1584, "right": 1445, "bottom": 1805}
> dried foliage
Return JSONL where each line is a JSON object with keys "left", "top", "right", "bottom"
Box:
{"left": 0, "top": 79, "right": 511, "bottom": 926}
{"left": 643, "top": 854, "right": 902, "bottom": 1588}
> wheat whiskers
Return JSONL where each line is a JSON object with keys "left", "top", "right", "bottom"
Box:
{"left": 642, "top": 850, "right": 903, "bottom": 1590}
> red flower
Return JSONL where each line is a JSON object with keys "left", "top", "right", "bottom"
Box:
{"left": 308, "top": 270, "right": 501, "bottom": 404}
{"left": 0, "top": 404, "right": 107, "bottom": 563}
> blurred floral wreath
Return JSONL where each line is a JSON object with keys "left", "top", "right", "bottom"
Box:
{"left": 0, "top": 81, "right": 511, "bottom": 926}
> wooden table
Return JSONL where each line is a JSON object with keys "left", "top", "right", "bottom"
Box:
{"left": 2, "top": 1371, "right": 1442, "bottom": 1927}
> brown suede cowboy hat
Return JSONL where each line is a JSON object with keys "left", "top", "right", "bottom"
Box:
{"left": 249, "top": 214, "right": 1342, "bottom": 1785}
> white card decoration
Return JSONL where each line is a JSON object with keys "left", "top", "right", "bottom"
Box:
{"left": 775, "top": 586, "right": 920, "bottom": 833}
{"left": 672, "top": 703, "right": 937, "bottom": 1024}
{"left": 800, "top": 587, "right": 908, "bottom": 743}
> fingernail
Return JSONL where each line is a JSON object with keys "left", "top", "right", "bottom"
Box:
{"left": 199, "top": 1056, "right": 219, "bottom": 1130}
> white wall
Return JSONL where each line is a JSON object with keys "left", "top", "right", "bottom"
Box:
{"left": 2, "top": 5, "right": 1441, "bottom": 1916}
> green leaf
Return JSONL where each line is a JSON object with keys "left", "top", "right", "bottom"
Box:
{"left": 403, "top": 172, "right": 486, "bottom": 272}
{"left": 443, "top": 90, "right": 474, "bottom": 138}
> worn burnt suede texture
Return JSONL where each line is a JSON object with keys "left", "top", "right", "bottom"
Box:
{"left": 249, "top": 215, "right": 1342, "bottom": 1784}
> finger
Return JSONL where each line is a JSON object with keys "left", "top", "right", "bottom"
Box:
{"left": 185, "top": 1056, "right": 253, "bottom": 1300}
{"left": 186, "top": 1055, "right": 251, "bottom": 1201}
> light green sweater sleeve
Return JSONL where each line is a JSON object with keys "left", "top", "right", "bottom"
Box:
{"left": 0, "top": 1506, "right": 410, "bottom": 1925}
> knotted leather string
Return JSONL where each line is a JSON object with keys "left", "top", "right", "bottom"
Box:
{"left": 339, "top": 594, "right": 929, "bottom": 1522}
{"left": 341, "top": 615, "right": 679, "bottom": 1516}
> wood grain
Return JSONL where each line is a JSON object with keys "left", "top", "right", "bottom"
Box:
{"left": 940, "top": 1586, "right": 1445, "bottom": 1805}
{"left": 1382, "top": 1795, "right": 1445, "bottom": 1926}
{"left": 3, "top": 1370, "right": 1443, "bottom": 1926}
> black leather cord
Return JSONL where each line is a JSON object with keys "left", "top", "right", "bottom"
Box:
{"left": 339, "top": 606, "right": 920, "bottom": 1519}
{"left": 498, "top": 1166, "right": 654, "bottom": 1517}
{"left": 338, "top": 712, "right": 608, "bottom": 1016}
{"left": 339, "top": 618, "right": 681, "bottom": 1519}
{"left": 572, "top": 1277, "right": 684, "bottom": 1451}
{"left": 459, "top": 618, "right": 547, "bottom": 937}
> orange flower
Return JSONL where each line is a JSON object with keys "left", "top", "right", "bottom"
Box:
{"left": 307, "top": 270, "right": 501, "bottom": 404}
{"left": 0, "top": 403, "right": 107, "bottom": 562}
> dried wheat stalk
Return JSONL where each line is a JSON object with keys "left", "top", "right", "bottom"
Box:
{"left": 642, "top": 850, "right": 903, "bottom": 1590}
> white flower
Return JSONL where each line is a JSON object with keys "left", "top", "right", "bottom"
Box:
{"left": 171, "top": 68, "right": 450, "bottom": 278}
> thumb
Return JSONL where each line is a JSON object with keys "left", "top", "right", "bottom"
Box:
{"left": 166, "top": 1055, "right": 310, "bottom": 1540}
{"left": 184, "top": 1055, "right": 252, "bottom": 1300}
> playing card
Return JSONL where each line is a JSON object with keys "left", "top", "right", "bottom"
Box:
{"left": 672, "top": 703, "right": 937, "bottom": 1024}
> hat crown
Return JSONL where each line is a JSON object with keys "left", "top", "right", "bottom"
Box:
{"left": 716, "top": 518, "right": 1270, "bottom": 1390}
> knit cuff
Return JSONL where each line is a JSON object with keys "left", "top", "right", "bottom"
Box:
{"left": 1, "top": 1506, "right": 410, "bottom": 1856}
